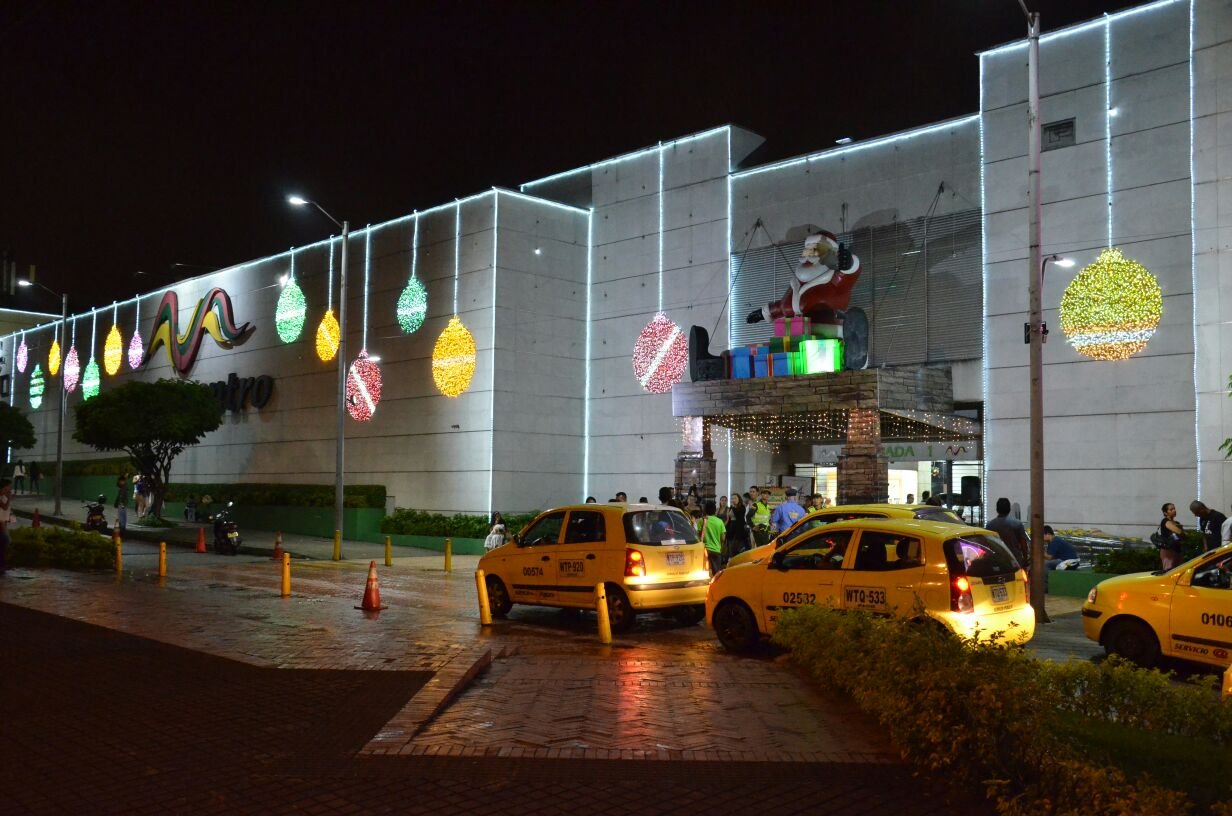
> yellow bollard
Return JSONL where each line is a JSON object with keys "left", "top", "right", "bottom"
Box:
{"left": 114, "top": 538, "right": 123, "bottom": 574}
{"left": 281, "top": 552, "right": 291, "bottom": 597}
{"left": 384, "top": 535, "right": 392, "bottom": 568}
{"left": 1224, "top": 662, "right": 1232, "bottom": 700}
{"left": 158, "top": 542, "right": 167, "bottom": 577}
{"left": 332, "top": 529, "right": 342, "bottom": 561}
{"left": 444, "top": 538, "right": 452, "bottom": 573}
{"left": 595, "top": 582, "right": 612, "bottom": 644}
{"left": 475, "top": 569, "right": 493, "bottom": 626}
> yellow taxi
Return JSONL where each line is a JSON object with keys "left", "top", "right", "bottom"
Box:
{"left": 478, "top": 503, "right": 710, "bottom": 633}
{"left": 707, "top": 518, "right": 1035, "bottom": 651}
{"left": 1082, "top": 544, "right": 1232, "bottom": 669}
{"left": 727, "top": 503, "right": 964, "bottom": 569}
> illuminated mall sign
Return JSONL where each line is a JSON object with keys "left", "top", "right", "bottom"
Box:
{"left": 811, "top": 441, "right": 981, "bottom": 464}
{"left": 145, "top": 287, "right": 253, "bottom": 375}
{"left": 209, "top": 372, "right": 275, "bottom": 413}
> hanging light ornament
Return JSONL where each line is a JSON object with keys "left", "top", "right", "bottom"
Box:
{"left": 316, "top": 235, "right": 340, "bottom": 362}
{"left": 104, "top": 302, "right": 123, "bottom": 376}
{"left": 629, "top": 144, "right": 686, "bottom": 394}
{"left": 432, "top": 315, "right": 477, "bottom": 398}
{"left": 397, "top": 212, "right": 427, "bottom": 333}
{"left": 16, "top": 334, "right": 28, "bottom": 374}
{"left": 1059, "top": 247, "right": 1163, "bottom": 361}
{"left": 48, "top": 337, "right": 61, "bottom": 377}
{"left": 29, "top": 364, "right": 44, "bottom": 409}
{"left": 82, "top": 309, "right": 100, "bottom": 399}
{"left": 346, "top": 226, "right": 382, "bottom": 421}
{"left": 275, "top": 248, "right": 307, "bottom": 343}
{"left": 128, "top": 297, "right": 144, "bottom": 369}
{"left": 64, "top": 346, "right": 80, "bottom": 393}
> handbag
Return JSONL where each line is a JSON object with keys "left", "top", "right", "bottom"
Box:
{"left": 483, "top": 525, "right": 506, "bottom": 551}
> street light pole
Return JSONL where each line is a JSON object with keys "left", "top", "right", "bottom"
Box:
{"left": 55, "top": 293, "right": 66, "bottom": 517}
{"left": 288, "top": 197, "right": 348, "bottom": 544}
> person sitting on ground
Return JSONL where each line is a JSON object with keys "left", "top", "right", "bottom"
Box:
{"left": 1043, "top": 525, "right": 1078, "bottom": 569}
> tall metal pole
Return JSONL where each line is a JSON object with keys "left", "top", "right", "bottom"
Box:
{"left": 54, "top": 293, "right": 67, "bottom": 517}
{"left": 335, "top": 221, "right": 349, "bottom": 544}
{"left": 1025, "top": 11, "right": 1049, "bottom": 622}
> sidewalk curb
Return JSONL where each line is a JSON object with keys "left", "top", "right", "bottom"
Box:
{"left": 361, "top": 645, "right": 494, "bottom": 755}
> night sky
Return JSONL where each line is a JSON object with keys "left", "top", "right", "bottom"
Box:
{"left": 3, "top": 0, "right": 1136, "bottom": 312}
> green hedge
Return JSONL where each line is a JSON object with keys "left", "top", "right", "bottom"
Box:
{"left": 9, "top": 526, "right": 114, "bottom": 570}
{"left": 20, "top": 458, "right": 129, "bottom": 479}
{"left": 163, "top": 483, "right": 386, "bottom": 509}
{"left": 774, "top": 606, "right": 1230, "bottom": 814}
{"left": 1094, "top": 532, "right": 1205, "bottom": 574}
{"left": 380, "top": 509, "right": 539, "bottom": 538}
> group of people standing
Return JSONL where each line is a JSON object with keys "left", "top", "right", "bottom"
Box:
{"left": 8, "top": 461, "right": 41, "bottom": 495}
{"left": 1158, "top": 500, "right": 1229, "bottom": 570}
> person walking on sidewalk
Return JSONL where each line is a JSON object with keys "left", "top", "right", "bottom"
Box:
{"left": 986, "top": 497, "right": 1031, "bottom": 571}
{"left": 696, "top": 499, "right": 725, "bottom": 575}
{"left": 0, "top": 479, "right": 11, "bottom": 575}
{"left": 12, "top": 460, "right": 26, "bottom": 495}
{"left": 115, "top": 472, "right": 129, "bottom": 509}
{"left": 28, "top": 461, "right": 40, "bottom": 495}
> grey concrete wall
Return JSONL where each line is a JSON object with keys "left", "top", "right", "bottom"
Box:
{"left": 981, "top": 0, "right": 1201, "bottom": 534}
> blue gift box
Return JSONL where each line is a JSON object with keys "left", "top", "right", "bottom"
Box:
{"left": 754, "top": 355, "right": 769, "bottom": 378}
{"left": 771, "top": 352, "right": 791, "bottom": 377}
{"left": 730, "top": 348, "right": 752, "bottom": 379}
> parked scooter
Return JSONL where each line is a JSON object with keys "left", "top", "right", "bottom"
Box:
{"left": 211, "top": 501, "right": 242, "bottom": 555}
{"left": 83, "top": 494, "right": 108, "bottom": 534}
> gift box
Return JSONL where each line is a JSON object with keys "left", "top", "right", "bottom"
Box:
{"left": 789, "top": 351, "right": 805, "bottom": 375}
{"left": 800, "top": 338, "right": 843, "bottom": 374}
{"left": 729, "top": 348, "right": 752, "bottom": 379}
{"left": 771, "top": 352, "right": 791, "bottom": 377}
{"left": 768, "top": 336, "right": 795, "bottom": 354}
{"left": 754, "top": 354, "right": 770, "bottom": 378}
{"left": 773, "top": 316, "right": 813, "bottom": 337}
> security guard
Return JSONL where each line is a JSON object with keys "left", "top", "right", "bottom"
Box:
{"left": 748, "top": 486, "right": 772, "bottom": 547}
{"left": 770, "top": 487, "right": 806, "bottom": 534}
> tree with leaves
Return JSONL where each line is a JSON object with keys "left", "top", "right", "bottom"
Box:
{"left": 74, "top": 379, "right": 221, "bottom": 519}
{"left": 0, "top": 404, "right": 37, "bottom": 468}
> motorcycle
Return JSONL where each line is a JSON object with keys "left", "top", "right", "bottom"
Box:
{"left": 83, "top": 494, "right": 108, "bottom": 534}
{"left": 211, "top": 501, "right": 242, "bottom": 555}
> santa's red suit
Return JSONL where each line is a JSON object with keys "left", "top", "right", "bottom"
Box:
{"left": 749, "top": 231, "right": 861, "bottom": 336}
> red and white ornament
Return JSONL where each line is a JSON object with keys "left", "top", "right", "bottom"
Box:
{"left": 632, "top": 312, "right": 687, "bottom": 395}
{"left": 346, "top": 350, "right": 382, "bottom": 422}
{"left": 64, "top": 345, "right": 81, "bottom": 393}
{"left": 16, "top": 337, "right": 28, "bottom": 374}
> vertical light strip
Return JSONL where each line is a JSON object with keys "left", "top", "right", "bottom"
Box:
{"left": 90, "top": 309, "right": 96, "bottom": 357}
{"left": 726, "top": 127, "right": 733, "bottom": 495}
{"left": 1105, "top": 15, "right": 1114, "bottom": 247}
{"left": 327, "top": 236, "right": 335, "bottom": 311}
{"left": 290, "top": 246, "right": 296, "bottom": 282}
{"left": 453, "top": 201, "right": 462, "bottom": 314}
{"left": 1189, "top": 0, "right": 1200, "bottom": 496}
{"left": 657, "top": 142, "right": 665, "bottom": 313}
{"left": 584, "top": 208, "right": 594, "bottom": 501}
{"left": 488, "top": 192, "right": 499, "bottom": 516}
{"left": 979, "top": 53, "right": 990, "bottom": 512}
{"left": 363, "top": 226, "right": 372, "bottom": 350}
{"left": 411, "top": 212, "right": 420, "bottom": 282}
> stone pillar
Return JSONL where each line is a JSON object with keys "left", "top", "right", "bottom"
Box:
{"left": 675, "top": 416, "right": 716, "bottom": 500}
{"left": 837, "top": 408, "right": 887, "bottom": 504}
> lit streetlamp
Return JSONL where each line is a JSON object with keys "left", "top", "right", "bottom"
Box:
{"left": 17, "top": 278, "right": 68, "bottom": 517}
{"left": 288, "top": 195, "right": 350, "bottom": 545}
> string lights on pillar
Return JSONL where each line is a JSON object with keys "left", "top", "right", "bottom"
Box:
{"left": 397, "top": 212, "right": 428, "bottom": 334}
{"left": 276, "top": 247, "right": 308, "bottom": 343}
{"left": 64, "top": 318, "right": 80, "bottom": 393}
{"left": 128, "top": 297, "right": 144, "bottom": 369}
{"left": 104, "top": 302, "right": 123, "bottom": 376}
{"left": 16, "top": 333, "right": 27, "bottom": 374}
{"left": 632, "top": 143, "right": 687, "bottom": 394}
{"left": 316, "top": 236, "right": 341, "bottom": 361}
{"left": 83, "top": 309, "right": 101, "bottom": 399}
{"left": 432, "top": 202, "right": 477, "bottom": 398}
{"left": 345, "top": 227, "right": 382, "bottom": 421}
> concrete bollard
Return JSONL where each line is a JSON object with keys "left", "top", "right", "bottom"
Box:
{"left": 444, "top": 538, "right": 452, "bottom": 573}
{"left": 384, "top": 535, "right": 392, "bottom": 568}
{"left": 158, "top": 542, "right": 167, "bottom": 577}
{"left": 332, "top": 529, "right": 342, "bottom": 561}
{"left": 475, "top": 569, "right": 492, "bottom": 626}
{"left": 281, "top": 552, "right": 291, "bottom": 597}
{"left": 595, "top": 582, "right": 612, "bottom": 644}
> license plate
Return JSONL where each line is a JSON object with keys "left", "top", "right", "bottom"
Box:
{"left": 991, "top": 584, "right": 1008, "bottom": 603}
{"left": 227, "top": 531, "right": 239, "bottom": 539}
{"left": 666, "top": 552, "right": 685, "bottom": 566}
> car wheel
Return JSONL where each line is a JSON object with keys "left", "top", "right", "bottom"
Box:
{"left": 1104, "top": 618, "right": 1160, "bottom": 667}
{"left": 605, "top": 585, "right": 638, "bottom": 633}
{"left": 670, "top": 604, "right": 706, "bottom": 626}
{"left": 486, "top": 575, "right": 512, "bottom": 618}
{"left": 713, "top": 600, "right": 760, "bottom": 652}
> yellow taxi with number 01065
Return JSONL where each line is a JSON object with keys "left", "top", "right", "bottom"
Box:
{"left": 478, "top": 503, "right": 710, "bottom": 633}
{"left": 707, "top": 517, "right": 1035, "bottom": 651}
{"left": 1082, "top": 544, "right": 1232, "bottom": 669}
{"left": 726, "top": 503, "right": 965, "bottom": 569}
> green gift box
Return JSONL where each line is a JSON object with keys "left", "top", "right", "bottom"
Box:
{"left": 801, "top": 338, "right": 843, "bottom": 374}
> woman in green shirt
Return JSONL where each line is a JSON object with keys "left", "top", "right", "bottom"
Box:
{"left": 697, "top": 499, "right": 726, "bottom": 576}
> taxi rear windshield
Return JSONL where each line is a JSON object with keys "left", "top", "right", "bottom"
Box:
{"left": 945, "top": 534, "right": 1020, "bottom": 578}
{"left": 912, "top": 508, "right": 964, "bottom": 524}
{"left": 623, "top": 510, "right": 700, "bottom": 545}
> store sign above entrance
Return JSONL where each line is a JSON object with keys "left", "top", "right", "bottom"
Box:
{"left": 144, "top": 288, "right": 253, "bottom": 375}
{"left": 811, "top": 441, "right": 981, "bottom": 464}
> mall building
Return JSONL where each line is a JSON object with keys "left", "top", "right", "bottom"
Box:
{"left": 4, "top": 0, "right": 1229, "bottom": 535}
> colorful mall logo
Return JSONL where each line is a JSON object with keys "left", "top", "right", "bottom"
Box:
{"left": 145, "top": 288, "right": 253, "bottom": 375}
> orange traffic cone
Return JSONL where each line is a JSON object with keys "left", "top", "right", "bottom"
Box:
{"left": 356, "top": 560, "right": 387, "bottom": 611}
{"left": 31, "top": 508, "right": 40, "bottom": 528}
{"left": 271, "top": 531, "right": 284, "bottom": 561}
{"left": 196, "top": 528, "right": 207, "bottom": 554}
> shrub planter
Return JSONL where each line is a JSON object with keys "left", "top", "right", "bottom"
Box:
{"left": 1048, "top": 570, "right": 1121, "bottom": 599}
{"left": 386, "top": 533, "right": 486, "bottom": 555}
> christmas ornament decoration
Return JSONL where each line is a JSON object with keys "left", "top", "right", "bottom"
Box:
{"left": 104, "top": 324, "right": 123, "bottom": 375}
{"left": 64, "top": 345, "right": 80, "bottom": 393}
{"left": 48, "top": 338, "right": 61, "bottom": 377}
{"left": 129, "top": 298, "right": 144, "bottom": 369}
{"left": 16, "top": 335, "right": 27, "bottom": 374}
{"left": 276, "top": 251, "right": 307, "bottom": 343}
{"left": 316, "top": 309, "right": 340, "bottom": 361}
{"left": 146, "top": 288, "right": 251, "bottom": 375}
{"left": 432, "top": 316, "right": 477, "bottom": 398}
{"left": 1059, "top": 247, "right": 1162, "bottom": 361}
{"left": 83, "top": 359, "right": 101, "bottom": 400}
{"left": 397, "top": 277, "right": 427, "bottom": 334}
{"left": 29, "top": 364, "right": 44, "bottom": 409}
{"left": 346, "top": 350, "right": 382, "bottom": 422}
{"left": 632, "top": 312, "right": 688, "bottom": 394}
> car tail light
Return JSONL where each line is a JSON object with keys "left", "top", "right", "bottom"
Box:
{"left": 625, "top": 548, "right": 646, "bottom": 577}
{"left": 951, "top": 575, "right": 974, "bottom": 614}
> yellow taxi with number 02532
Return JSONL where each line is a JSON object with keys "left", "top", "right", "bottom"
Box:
{"left": 1082, "top": 544, "right": 1232, "bottom": 669}
{"left": 478, "top": 503, "right": 711, "bottom": 633}
{"left": 726, "top": 503, "right": 966, "bottom": 569}
{"left": 707, "top": 517, "right": 1035, "bottom": 652}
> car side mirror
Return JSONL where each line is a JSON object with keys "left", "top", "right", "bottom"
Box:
{"left": 1177, "top": 568, "right": 1194, "bottom": 587}
{"left": 770, "top": 551, "right": 786, "bottom": 570}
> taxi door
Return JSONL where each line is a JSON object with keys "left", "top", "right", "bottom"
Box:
{"left": 1167, "top": 550, "right": 1232, "bottom": 666}
{"left": 837, "top": 530, "right": 926, "bottom": 617}
{"left": 759, "top": 527, "right": 854, "bottom": 634}
{"left": 554, "top": 509, "right": 608, "bottom": 607}
{"left": 510, "top": 510, "right": 566, "bottom": 604}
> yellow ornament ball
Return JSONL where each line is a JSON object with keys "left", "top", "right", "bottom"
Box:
{"left": 1059, "top": 247, "right": 1162, "bottom": 361}
{"left": 432, "top": 315, "right": 477, "bottom": 398}
{"left": 48, "top": 338, "right": 61, "bottom": 376}
{"left": 103, "top": 324, "right": 124, "bottom": 375}
{"left": 316, "top": 310, "right": 340, "bottom": 362}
